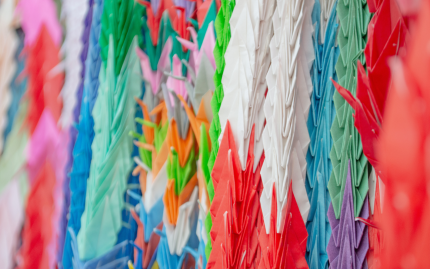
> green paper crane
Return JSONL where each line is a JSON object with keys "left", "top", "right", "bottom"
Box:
{"left": 204, "top": 0, "right": 235, "bottom": 259}
{"left": 99, "top": 0, "right": 144, "bottom": 75}
{"left": 167, "top": 146, "right": 197, "bottom": 196}
{"left": 130, "top": 116, "right": 169, "bottom": 170}
{"left": 328, "top": 0, "right": 372, "bottom": 219}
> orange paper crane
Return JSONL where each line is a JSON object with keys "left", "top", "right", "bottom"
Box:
{"left": 178, "top": 93, "right": 212, "bottom": 211}
{"left": 207, "top": 121, "right": 264, "bottom": 269}
{"left": 177, "top": 94, "right": 211, "bottom": 149}
{"left": 258, "top": 182, "right": 309, "bottom": 269}
{"left": 163, "top": 118, "right": 198, "bottom": 225}
{"left": 132, "top": 99, "right": 169, "bottom": 196}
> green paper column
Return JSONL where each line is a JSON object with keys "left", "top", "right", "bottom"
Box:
{"left": 328, "top": 0, "right": 372, "bottom": 218}
{"left": 205, "top": 0, "right": 235, "bottom": 259}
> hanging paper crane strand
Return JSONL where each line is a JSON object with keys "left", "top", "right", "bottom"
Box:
{"left": 58, "top": 0, "right": 89, "bottom": 129}
{"left": 305, "top": 0, "right": 340, "bottom": 268}
{"left": 77, "top": 36, "right": 141, "bottom": 260}
{"left": 328, "top": 0, "right": 371, "bottom": 219}
{"left": 62, "top": 0, "right": 104, "bottom": 266}
{"left": 205, "top": 0, "right": 236, "bottom": 259}
{"left": 260, "top": 0, "right": 313, "bottom": 233}
{"left": 327, "top": 161, "right": 369, "bottom": 269}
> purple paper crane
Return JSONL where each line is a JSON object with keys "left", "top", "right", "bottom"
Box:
{"left": 327, "top": 161, "right": 369, "bottom": 269}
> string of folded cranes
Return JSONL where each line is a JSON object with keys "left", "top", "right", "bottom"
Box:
{"left": 0, "top": 0, "right": 428, "bottom": 268}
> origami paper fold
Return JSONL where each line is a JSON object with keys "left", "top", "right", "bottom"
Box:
{"left": 175, "top": 0, "right": 196, "bottom": 20}
{"left": 176, "top": 23, "right": 216, "bottom": 85}
{"left": 163, "top": 186, "right": 199, "bottom": 255}
{"left": 62, "top": 0, "right": 103, "bottom": 267}
{"left": 377, "top": 2, "right": 430, "bottom": 266}
{"left": 194, "top": 0, "right": 217, "bottom": 49}
{"left": 60, "top": 0, "right": 93, "bottom": 264}
{"left": 155, "top": 226, "right": 198, "bottom": 269}
{"left": 19, "top": 162, "right": 57, "bottom": 269}
{"left": 0, "top": 65, "right": 29, "bottom": 269}
{"left": 131, "top": 209, "right": 163, "bottom": 269}
{"left": 205, "top": 0, "right": 235, "bottom": 258}
{"left": 316, "top": 0, "right": 337, "bottom": 45}
{"left": 258, "top": 182, "right": 309, "bottom": 269}
{"left": 131, "top": 2, "right": 222, "bottom": 261}
{"left": 58, "top": 0, "right": 89, "bottom": 129}
{"left": 99, "top": 0, "right": 143, "bottom": 75}
{"left": 69, "top": 228, "right": 132, "bottom": 269}
{"left": 218, "top": 0, "right": 275, "bottom": 172}
{"left": 260, "top": 0, "right": 313, "bottom": 233}
{"left": 207, "top": 121, "right": 264, "bottom": 269}
{"left": 367, "top": 167, "right": 384, "bottom": 269}
{"left": 139, "top": 2, "right": 190, "bottom": 77}
{"left": 130, "top": 83, "right": 170, "bottom": 269}
{"left": 138, "top": 0, "right": 177, "bottom": 47}
{"left": 153, "top": 104, "right": 200, "bottom": 262}
{"left": 176, "top": 67, "right": 214, "bottom": 268}
{"left": 0, "top": 101, "right": 29, "bottom": 197}
{"left": 0, "top": 103, "right": 29, "bottom": 269}
{"left": 0, "top": 180, "right": 25, "bottom": 269}
{"left": 4, "top": 28, "right": 27, "bottom": 144}
{"left": 304, "top": 0, "right": 339, "bottom": 267}
{"left": 327, "top": 161, "right": 369, "bottom": 269}
{"left": 166, "top": 55, "right": 189, "bottom": 106}
{"left": 328, "top": 0, "right": 371, "bottom": 219}
{"left": 137, "top": 37, "right": 172, "bottom": 95}
{"left": 24, "top": 25, "right": 64, "bottom": 134}
{"left": 332, "top": 0, "right": 407, "bottom": 175}
{"left": 0, "top": 0, "right": 18, "bottom": 154}
{"left": 16, "top": 0, "right": 62, "bottom": 47}
{"left": 77, "top": 37, "right": 141, "bottom": 260}
{"left": 20, "top": 110, "right": 68, "bottom": 269}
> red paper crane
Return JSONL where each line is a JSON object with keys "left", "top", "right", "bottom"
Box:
{"left": 25, "top": 26, "right": 63, "bottom": 133}
{"left": 377, "top": 0, "right": 430, "bottom": 267}
{"left": 18, "top": 162, "right": 56, "bottom": 269}
{"left": 331, "top": 0, "right": 407, "bottom": 177}
{"left": 367, "top": 178, "right": 384, "bottom": 269}
{"left": 138, "top": 0, "right": 191, "bottom": 50}
{"left": 171, "top": 6, "right": 192, "bottom": 44}
{"left": 131, "top": 210, "right": 163, "bottom": 269}
{"left": 187, "top": 0, "right": 219, "bottom": 27}
{"left": 258, "top": 181, "right": 308, "bottom": 269}
{"left": 137, "top": 0, "right": 177, "bottom": 46}
{"left": 207, "top": 121, "right": 264, "bottom": 269}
